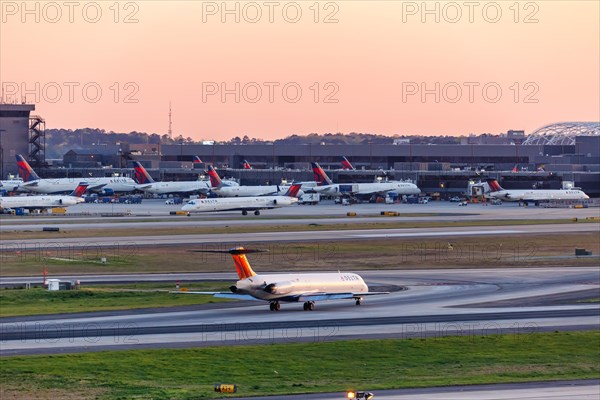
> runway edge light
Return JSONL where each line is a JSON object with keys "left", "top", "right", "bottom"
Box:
{"left": 214, "top": 384, "right": 237, "bottom": 393}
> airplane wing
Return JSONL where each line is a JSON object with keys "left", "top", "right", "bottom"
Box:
{"left": 21, "top": 181, "right": 38, "bottom": 187}
{"left": 170, "top": 291, "right": 259, "bottom": 301}
{"left": 87, "top": 184, "right": 107, "bottom": 192}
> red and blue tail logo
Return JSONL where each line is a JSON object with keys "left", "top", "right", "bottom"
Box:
{"left": 242, "top": 160, "right": 252, "bottom": 169}
{"left": 311, "top": 162, "right": 332, "bottom": 186}
{"left": 486, "top": 179, "right": 503, "bottom": 192}
{"left": 193, "top": 156, "right": 203, "bottom": 164}
{"left": 284, "top": 184, "right": 302, "bottom": 198}
{"left": 207, "top": 165, "right": 222, "bottom": 187}
{"left": 16, "top": 154, "right": 40, "bottom": 182}
{"left": 133, "top": 162, "right": 154, "bottom": 184}
{"left": 70, "top": 182, "right": 89, "bottom": 197}
{"left": 341, "top": 156, "right": 355, "bottom": 170}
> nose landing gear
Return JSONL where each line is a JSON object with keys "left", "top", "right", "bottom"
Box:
{"left": 303, "top": 301, "right": 315, "bottom": 311}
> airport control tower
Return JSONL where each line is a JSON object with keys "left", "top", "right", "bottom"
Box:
{"left": 0, "top": 103, "right": 40, "bottom": 178}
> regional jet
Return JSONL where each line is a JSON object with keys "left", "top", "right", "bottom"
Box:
{"left": 310, "top": 162, "right": 421, "bottom": 197}
{"left": 341, "top": 156, "right": 355, "bottom": 170}
{"left": 0, "top": 182, "right": 88, "bottom": 212}
{"left": 132, "top": 161, "right": 211, "bottom": 195}
{"left": 181, "top": 184, "right": 301, "bottom": 215}
{"left": 207, "top": 165, "right": 280, "bottom": 197}
{"left": 16, "top": 155, "right": 136, "bottom": 195}
{"left": 175, "top": 247, "right": 389, "bottom": 311}
{"left": 486, "top": 179, "right": 589, "bottom": 204}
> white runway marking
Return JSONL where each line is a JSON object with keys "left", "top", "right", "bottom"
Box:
{"left": 353, "top": 229, "right": 522, "bottom": 238}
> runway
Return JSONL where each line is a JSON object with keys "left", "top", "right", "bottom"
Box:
{"left": 1, "top": 267, "right": 598, "bottom": 356}
{"left": 230, "top": 380, "right": 600, "bottom": 400}
{"left": 1, "top": 223, "right": 598, "bottom": 251}
{"left": 1, "top": 200, "right": 598, "bottom": 232}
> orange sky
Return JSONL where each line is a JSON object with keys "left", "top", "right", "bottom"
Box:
{"left": 1, "top": 1, "right": 599, "bottom": 140}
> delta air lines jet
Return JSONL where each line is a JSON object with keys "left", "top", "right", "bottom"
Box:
{"left": 207, "top": 165, "right": 279, "bottom": 197}
{"left": 175, "top": 247, "right": 389, "bottom": 311}
{"left": 311, "top": 162, "right": 420, "bottom": 197}
{"left": 0, "top": 182, "right": 88, "bottom": 212}
{"left": 16, "top": 155, "right": 135, "bottom": 194}
{"left": 486, "top": 179, "right": 589, "bottom": 204}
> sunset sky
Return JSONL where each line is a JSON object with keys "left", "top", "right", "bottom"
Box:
{"left": 1, "top": 1, "right": 599, "bottom": 140}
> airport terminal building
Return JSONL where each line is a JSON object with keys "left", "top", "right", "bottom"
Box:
{"left": 1, "top": 103, "right": 598, "bottom": 197}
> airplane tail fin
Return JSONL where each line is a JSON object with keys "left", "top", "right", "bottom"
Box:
{"left": 193, "top": 247, "right": 261, "bottom": 280}
{"left": 341, "top": 156, "right": 355, "bottom": 170}
{"left": 16, "top": 154, "right": 41, "bottom": 182}
{"left": 70, "top": 182, "right": 89, "bottom": 197}
{"left": 511, "top": 165, "right": 518, "bottom": 173}
{"left": 133, "top": 161, "right": 155, "bottom": 184}
{"left": 311, "top": 162, "right": 333, "bottom": 186}
{"left": 206, "top": 165, "right": 222, "bottom": 188}
{"left": 486, "top": 179, "right": 504, "bottom": 192}
{"left": 284, "top": 183, "right": 302, "bottom": 198}
{"left": 242, "top": 160, "right": 252, "bottom": 169}
{"left": 193, "top": 156, "right": 203, "bottom": 164}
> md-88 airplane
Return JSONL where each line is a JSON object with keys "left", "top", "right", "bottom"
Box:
{"left": 0, "top": 182, "right": 88, "bottom": 212}
{"left": 486, "top": 179, "right": 589, "bottom": 204}
{"left": 311, "top": 162, "right": 420, "bottom": 197}
{"left": 16, "top": 155, "right": 136, "bottom": 194}
{"left": 175, "top": 247, "right": 389, "bottom": 311}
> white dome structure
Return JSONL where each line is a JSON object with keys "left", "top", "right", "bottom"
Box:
{"left": 522, "top": 122, "right": 600, "bottom": 145}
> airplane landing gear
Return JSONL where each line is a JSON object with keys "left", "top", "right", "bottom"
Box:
{"left": 242, "top": 210, "right": 248, "bottom": 216}
{"left": 303, "top": 301, "right": 315, "bottom": 311}
{"left": 355, "top": 297, "right": 363, "bottom": 306}
{"left": 269, "top": 301, "right": 280, "bottom": 311}
{"left": 254, "top": 210, "right": 260, "bottom": 215}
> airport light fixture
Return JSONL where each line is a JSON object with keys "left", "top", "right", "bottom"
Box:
{"left": 346, "top": 391, "right": 374, "bottom": 399}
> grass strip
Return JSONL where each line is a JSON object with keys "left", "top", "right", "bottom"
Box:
{"left": 1, "top": 233, "right": 598, "bottom": 276}
{"left": 1, "top": 218, "right": 595, "bottom": 240}
{"left": 1, "top": 331, "right": 598, "bottom": 399}
{"left": 0, "top": 283, "right": 230, "bottom": 317}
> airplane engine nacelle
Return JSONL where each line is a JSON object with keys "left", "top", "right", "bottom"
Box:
{"left": 264, "top": 281, "right": 294, "bottom": 295}
{"left": 102, "top": 188, "right": 115, "bottom": 196}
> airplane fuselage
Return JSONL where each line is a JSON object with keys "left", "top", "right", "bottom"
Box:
{"left": 181, "top": 195, "right": 297, "bottom": 213}
{"left": 488, "top": 189, "right": 589, "bottom": 202}
{"left": 314, "top": 181, "right": 420, "bottom": 196}
{"left": 0, "top": 195, "right": 84, "bottom": 210}
{"left": 22, "top": 177, "right": 136, "bottom": 194}
{"left": 235, "top": 272, "right": 368, "bottom": 301}
{"left": 212, "top": 185, "right": 279, "bottom": 197}
{"left": 136, "top": 180, "right": 210, "bottom": 195}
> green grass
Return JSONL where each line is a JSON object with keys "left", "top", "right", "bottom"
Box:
{"left": 0, "top": 282, "right": 231, "bottom": 317}
{"left": 1, "top": 218, "right": 594, "bottom": 240}
{"left": 1, "top": 332, "right": 598, "bottom": 399}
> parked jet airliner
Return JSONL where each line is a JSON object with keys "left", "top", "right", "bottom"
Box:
{"left": 0, "top": 182, "right": 88, "bottom": 211}
{"left": 16, "top": 155, "right": 136, "bottom": 194}
{"left": 132, "top": 161, "right": 212, "bottom": 195}
{"left": 175, "top": 247, "right": 389, "bottom": 311}
{"left": 486, "top": 179, "right": 589, "bottom": 203}
{"left": 207, "top": 165, "right": 280, "bottom": 197}
{"left": 341, "top": 156, "right": 355, "bottom": 170}
{"left": 311, "top": 162, "right": 421, "bottom": 197}
{"left": 181, "top": 184, "right": 301, "bottom": 215}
